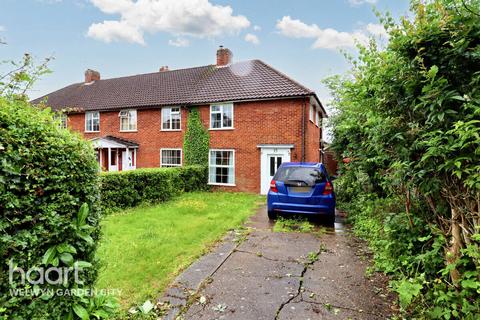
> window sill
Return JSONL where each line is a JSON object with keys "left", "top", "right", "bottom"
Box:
{"left": 161, "top": 129, "right": 182, "bottom": 132}
{"left": 208, "top": 182, "right": 236, "bottom": 187}
{"left": 160, "top": 165, "right": 183, "bottom": 168}
{"left": 120, "top": 130, "right": 138, "bottom": 132}
{"left": 209, "top": 128, "right": 234, "bottom": 131}
{"left": 85, "top": 131, "right": 100, "bottom": 133}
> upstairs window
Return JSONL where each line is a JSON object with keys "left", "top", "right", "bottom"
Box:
{"left": 85, "top": 111, "right": 100, "bottom": 132}
{"left": 309, "top": 105, "right": 315, "bottom": 122}
{"left": 162, "top": 107, "right": 181, "bottom": 130}
{"left": 160, "top": 149, "right": 182, "bottom": 167}
{"left": 315, "top": 110, "right": 319, "bottom": 127}
{"left": 119, "top": 109, "right": 137, "bottom": 131}
{"left": 56, "top": 113, "right": 68, "bottom": 129}
{"left": 317, "top": 111, "right": 322, "bottom": 128}
{"left": 210, "top": 103, "right": 233, "bottom": 129}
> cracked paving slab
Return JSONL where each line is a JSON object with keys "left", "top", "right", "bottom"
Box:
{"left": 159, "top": 207, "right": 396, "bottom": 319}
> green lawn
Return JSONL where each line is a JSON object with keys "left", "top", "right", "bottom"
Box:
{"left": 96, "top": 192, "right": 263, "bottom": 307}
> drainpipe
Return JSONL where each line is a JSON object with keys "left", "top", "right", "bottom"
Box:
{"left": 301, "top": 97, "right": 306, "bottom": 162}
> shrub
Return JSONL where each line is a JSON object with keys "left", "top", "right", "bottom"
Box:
{"left": 0, "top": 97, "right": 114, "bottom": 319}
{"left": 327, "top": 0, "right": 480, "bottom": 317}
{"left": 99, "top": 165, "right": 208, "bottom": 213}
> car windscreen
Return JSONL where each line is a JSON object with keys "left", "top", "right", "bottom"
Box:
{"left": 273, "top": 166, "right": 326, "bottom": 186}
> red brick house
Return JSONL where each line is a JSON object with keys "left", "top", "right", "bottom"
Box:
{"left": 33, "top": 47, "right": 326, "bottom": 194}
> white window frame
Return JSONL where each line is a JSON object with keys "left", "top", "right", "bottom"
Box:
{"left": 209, "top": 103, "right": 234, "bottom": 130}
{"left": 85, "top": 111, "right": 100, "bottom": 132}
{"left": 160, "top": 148, "right": 183, "bottom": 167}
{"left": 208, "top": 149, "right": 235, "bottom": 186}
{"left": 119, "top": 109, "right": 137, "bottom": 132}
{"left": 161, "top": 107, "right": 181, "bottom": 131}
{"left": 315, "top": 109, "right": 319, "bottom": 127}
{"left": 56, "top": 113, "right": 68, "bottom": 129}
{"left": 309, "top": 105, "right": 315, "bottom": 123}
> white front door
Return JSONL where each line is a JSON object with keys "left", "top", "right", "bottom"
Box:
{"left": 122, "top": 150, "right": 135, "bottom": 171}
{"left": 260, "top": 147, "right": 291, "bottom": 194}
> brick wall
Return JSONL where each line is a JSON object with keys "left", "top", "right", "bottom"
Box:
{"left": 305, "top": 100, "right": 322, "bottom": 162}
{"left": 66, "top": 98, "right": 321, "bottom": 193}
{"left": 323, "top": 150, "right": 338, "bottom": 176}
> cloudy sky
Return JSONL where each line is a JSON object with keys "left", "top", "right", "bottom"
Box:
{"left": 1, "top": 0, "right": 410, "bottom": 111}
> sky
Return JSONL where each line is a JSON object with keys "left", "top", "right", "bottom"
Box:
{"left": 0, "top": 0, "right": 411, "bottom": 114}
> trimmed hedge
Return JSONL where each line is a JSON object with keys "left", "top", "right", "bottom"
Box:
{"left": 99, "top": 165, "right": 208, "bottom": 212}
{"left": 0, "top": 98, "right": 114, "bottom": 318}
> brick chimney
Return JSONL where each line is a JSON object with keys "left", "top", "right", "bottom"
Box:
{"left": 216, "top": 46, "right": 232, "bottom": 67}
{"left": 85, "top": 69, "right": 100, "bottom": 83}
{"left": 159, "top": 66, "right": 169, "bottom": 72}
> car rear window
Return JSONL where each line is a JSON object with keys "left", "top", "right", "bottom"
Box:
{"left": 274, "top": 166, "right": 326, "bottom": 186}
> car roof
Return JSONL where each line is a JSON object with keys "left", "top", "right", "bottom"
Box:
{"left": 280, "top": 162, "right": 324, "bottom": 168}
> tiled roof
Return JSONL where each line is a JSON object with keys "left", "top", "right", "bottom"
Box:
{"left": 104, "top": 136, "right": 139, "bottom": 147}
{"left": 90, "top": 136, "right": 139, "bottom": 148}
{"left": 32, "top": 60, "right": 322, "bottom": 112}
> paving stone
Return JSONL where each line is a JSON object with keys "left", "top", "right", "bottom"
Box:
{"left": 159, "top": 208, "right": 396, "bottom": 320}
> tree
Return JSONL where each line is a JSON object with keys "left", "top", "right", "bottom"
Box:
{"left": 0, "top": 53, "right": 52, "bottom": 99}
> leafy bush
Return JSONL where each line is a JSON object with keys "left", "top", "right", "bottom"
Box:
{"left": 327, "top": 0, "right": 480, "bottom": 318}
{"left": 0, "top": 97, "right": 115, "bottom": 319}
{"left": 99, "top": 165, "right": 208, "bottom": 213}
{"left": 341, "top": 191, "right": 480, "bottom": 318}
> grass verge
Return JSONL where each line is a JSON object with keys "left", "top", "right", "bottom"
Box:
{"left": 96, "top": 191, "right": 263, "bottom": 308}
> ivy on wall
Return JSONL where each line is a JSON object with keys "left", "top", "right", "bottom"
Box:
{"left": 183, "top": 108, "right": 209, "bottom": 166}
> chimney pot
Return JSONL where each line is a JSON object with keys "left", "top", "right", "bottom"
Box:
{"left": 85, "top": 69, "right": 100, "bottom": 83}
{"left": 159, "top": 66, "right": 169, "bottom": 72}
{"left": 216, "top": 46, "right": 232, "bottom": 67}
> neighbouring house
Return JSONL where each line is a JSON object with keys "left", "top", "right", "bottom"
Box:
{"left": 320, "top": 141, "right": 338, "bottom": 176}
{"left": 32, "top": 47, "right": 327, "bottom": 194}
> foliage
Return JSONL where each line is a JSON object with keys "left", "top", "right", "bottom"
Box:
{"left": 99, "top": 165, "right": 208, "bottom": 213}
{"left": 327, "top": 0, "right": 480, "bottom": 318}
{"left": 0, "top": 97, "right": 116, "bottom": 319}
{"left": 0, "top": 53, "right": 52, "bottom": 99}
{"left": 183, "top": 108, "right": 210, "bottom": 166}
{"left": 96, "top": 192, "right": 263, "bottom": 309}
{"left": 273, "top": 217, "right": 316, "bottom": 233}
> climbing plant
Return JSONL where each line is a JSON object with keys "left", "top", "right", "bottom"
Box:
{"left": 183, "top": 108, "right": 209, "bottom": 166}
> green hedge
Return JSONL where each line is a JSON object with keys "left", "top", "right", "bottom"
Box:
{"left": 99, "top": 165, "right": 208, "bottom": 212}
{"left": 0, "top": 97, "right": 115, "bottom": 319}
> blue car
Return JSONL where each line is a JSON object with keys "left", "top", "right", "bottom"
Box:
{"left": 267, "top": 162, "right": 336, "bottom": 223}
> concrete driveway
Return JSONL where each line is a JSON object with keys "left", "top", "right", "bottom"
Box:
{"left": 158, "top": 207, "right": 396, "bottom": 320}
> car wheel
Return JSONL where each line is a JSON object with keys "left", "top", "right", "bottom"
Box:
{"left": 325, "top": 212, "right": 335, "bottom": 225}
{"left": 267, "top": 210, "right": 277, "bottom": 220}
